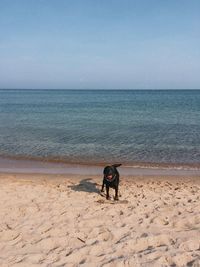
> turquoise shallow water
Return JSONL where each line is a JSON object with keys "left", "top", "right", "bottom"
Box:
{"left": 0, "top": 89, "right": 200, "bottom": 167}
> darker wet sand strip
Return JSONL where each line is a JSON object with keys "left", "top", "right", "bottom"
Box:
{"left": 1, "top": 157, "right": 200, "bottom": 177}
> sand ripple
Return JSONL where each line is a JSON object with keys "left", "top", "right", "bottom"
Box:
{"left": 0, "top": 174, "right": 200, "bottom": 266}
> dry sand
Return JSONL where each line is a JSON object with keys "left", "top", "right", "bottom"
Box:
{"left": 0, "top": 173, "right": 200, "bottom": 267}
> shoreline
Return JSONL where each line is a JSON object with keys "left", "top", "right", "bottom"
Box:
{"left": 1, "top": 156, "right": 200, "bottom": 177}
{"left": 1, "top": 154, "right": 200, "bottom": 169}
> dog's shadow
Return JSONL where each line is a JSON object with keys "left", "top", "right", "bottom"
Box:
{"left": 68, "top": 178, "right": 100, "bottom": 194}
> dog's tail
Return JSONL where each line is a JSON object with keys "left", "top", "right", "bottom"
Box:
{"left": 112, "top": 163, "right": 122, "bottom": 168}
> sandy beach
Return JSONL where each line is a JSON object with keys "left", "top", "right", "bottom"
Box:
{"left": 0, "top": 172, "right": 200, "bottom": 267}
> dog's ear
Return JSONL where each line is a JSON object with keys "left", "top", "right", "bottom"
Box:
{"left": 103, "top": 166, "right": 110, "bottom": 174}
{"left": 112, "top": 164, "right": 122, "bottom": 168}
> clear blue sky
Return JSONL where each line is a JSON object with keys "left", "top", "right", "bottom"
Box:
{"left": 0, "top": 0, "right": 200, "bottom": 89}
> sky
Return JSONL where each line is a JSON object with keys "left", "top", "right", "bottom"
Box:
{"left": 0, "top": 0, "right": 200, "bottom": 89}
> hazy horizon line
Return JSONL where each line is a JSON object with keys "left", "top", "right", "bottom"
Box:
{"left": 1, "top": 88, "right": 200, "bottom": 91}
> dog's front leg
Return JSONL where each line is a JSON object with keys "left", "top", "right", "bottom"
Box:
{"left": 114, "top": 187, "right": 119, "bottom": 201}
{"left": 106, "top": 185, "right": 110, "bottom": 200}
{"left": 101, "top": 179, "right": 105, "bottom": 192}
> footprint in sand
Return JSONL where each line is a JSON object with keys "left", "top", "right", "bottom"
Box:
{"left": 179, "top": 239, "right": 200, "bottom": 251}
{"left": 125, "top": 234, "right": 175, "bottom": 253}
{"left": 1, "top": 230, "right": 20, "bottom": 242}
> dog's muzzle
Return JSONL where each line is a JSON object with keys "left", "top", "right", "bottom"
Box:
{"left": 105, "top": 174, "right": 116, "bottom": 182}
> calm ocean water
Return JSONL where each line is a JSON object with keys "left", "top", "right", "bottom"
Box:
{"left": 0, "top": 89, "right": 200, "bottom": 168}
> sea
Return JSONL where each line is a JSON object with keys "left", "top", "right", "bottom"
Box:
{"left": 0, "top": 89, "right": 200, "bottom": 173}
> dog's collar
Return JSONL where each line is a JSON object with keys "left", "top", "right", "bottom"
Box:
{"left": 105, "top": 174, "right": 116, "bottom": 182}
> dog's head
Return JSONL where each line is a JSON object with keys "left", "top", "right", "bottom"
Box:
{"left": 103, "top": 165, "right": 115, "bottom": 181}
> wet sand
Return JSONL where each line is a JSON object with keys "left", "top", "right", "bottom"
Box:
{"left": 0, "top": 172, "right": 200, "bottom": 267}
{"left": 1, "top": 157, "right": 200, "bottom": 177}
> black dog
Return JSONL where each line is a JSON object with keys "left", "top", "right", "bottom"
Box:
{"left": 101, "top": 164, "right": 121, "bottom": 200}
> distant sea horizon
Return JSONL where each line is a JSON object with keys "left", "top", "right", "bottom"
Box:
{"left": 0, "top": 89, "right": 200, "bottom": 170}
{"left": 1, "top": 88, "right": 200, "bottom": 90}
